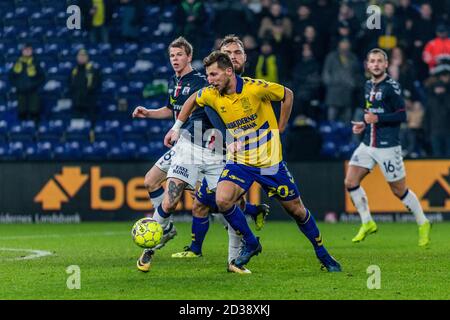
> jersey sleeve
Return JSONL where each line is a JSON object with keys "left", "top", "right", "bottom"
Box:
{"left": 255, "top": 80, "right": 285, "bottom": 102}
{"left": 195, "top": 86, "right": 212, "bottom": 108}
{"left": 378, "top": 83, "right": 406, "bottom": 123}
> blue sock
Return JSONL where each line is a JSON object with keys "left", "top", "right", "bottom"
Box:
{"left": 243, "top": 203, "right": 258, "bottom": 219}
{"left": 296, "top": 209, "right": 328, "bottom": 257}
{"left": 222, "top": 205, "right": 258, "bottom": 247}
{"left": 148, "top": 187, "right": 164, "bottom": 200}
{"left": 190, "top": 216, "right": 209, "bottom": 254}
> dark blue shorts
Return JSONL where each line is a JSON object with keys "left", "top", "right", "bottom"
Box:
{"left": 218, "top": 161, "right": 300, "bottom": 201}
{"left": 195, "top": 178, "right": 218, "bottom": 211}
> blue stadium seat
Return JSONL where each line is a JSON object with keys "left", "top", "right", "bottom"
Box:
{"left": 9, "top": 121, "right": 36, "bottom": 143}
{"left": 8, "top": 141, "right": 26, "bottom": 159}
{"left": 82, "top": 140, "right": 109, "bottom": 160}
{"left": 37, "top": 119, "right": 65, "bottom": 143}
{"left": 93, "top": 120, "right": 121, "bottom": 143}
{"left": 0, "top": 119, "right": 8, "bottom": 143}
{"left": 0, "top": 142, "right": 9, "bottom": 158}
{"left": 53, "top": 141, "right": 84, "bottom": 160}
{"left": 65, "top": 119, "right": 91, "bottom": 142}
{"left": 321, "top": 141, "right": 337, "bottom": 158}
{"left": 121, "top": 123, "right": 148, "bottom": 144}
{"left": 3, "top": 16, "right": 28, "bottom": 28}
{"left": 338, "top": 142, "right": 358, "bottom": 160}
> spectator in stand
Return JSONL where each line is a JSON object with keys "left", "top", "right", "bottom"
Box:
{"left": 255, "top": 0, "right": 273, "bottom": 26}
{"left": 292, "top": 4, "right": 314, "bottom": 49}
{"left": 424, "top": 63, "right": 450, "bottom": 157}
{"left": 80, "top": 0, "right": 115, "bottom": 44}
{"left": 330, "top": 2, "right": 359, "bottom": 50}
{"left": 69, "top": 49, "right": 102, "bottom": 122}
{"left": 9, "top": 43, "right": 46, "bottom": 123}
{"left": 396, "top": 0, "right": 420, "bottom": 25}
{"left": 254, "top": 39, "right": 283, "bottom": 83}
{"left": 302, "top": 25, "right": 327, "bottom": 64}
{"left": 377, "top": 2, "right": 402, "bottom": 51}
{"left": 119, "top": 0, "right": 145, "bottom": 43}
{"left": 292, "top": 43, "right": 322, "bottom": 121}
{"left": 411, "top": 2, "right": 437, "bottom": 80}
{"left": 242, "top": 34, "right": 259, "bottom": 77}
{"left": 423, "top": 24, "right": 450, "bottom": 73}
{"left": 310, "top": 0, "right": 339, "bottom": 55}
{"left": 389, "top": 47, "right": 426, "bottom": 157}
{"left": 258, "top": 1, "right": 292, "bottom": 54}
{"left": 175, "top": 0, "right": 206, "bottom": 59}
{"left": 322, "top": 38, "right": 361, "bottom": 123}
{"left": 213, "top": 0, "right": 255, "bottom": 38}
{"left": 395, "top": 0, "right": 418, "bottom": 52}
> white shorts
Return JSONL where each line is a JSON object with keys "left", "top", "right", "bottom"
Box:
{"left": 166, "top": 136, "right": 225, "bottom": 190}
{"left": 349, "top": 143, "right": 406, "bottom": 182}
{"left": 154, "top": 148, "right": 178, "bottom": 173}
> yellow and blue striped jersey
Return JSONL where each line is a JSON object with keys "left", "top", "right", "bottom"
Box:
{"left": 195, "top": 76, "right": 285, "bottom": 167}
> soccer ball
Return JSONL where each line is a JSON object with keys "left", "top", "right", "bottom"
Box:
{"left": 131, "top": 218, "right": 163, "bottom": 248}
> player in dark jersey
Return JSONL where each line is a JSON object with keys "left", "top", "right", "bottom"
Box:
{"left": 345, "top": 48, "right": 431, "bottom": 246}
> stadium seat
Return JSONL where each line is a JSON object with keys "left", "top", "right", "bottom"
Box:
{"left": 93, "top": 120, "right": 121, "bottom": 143}
{"left": 8, "top": 141, "right": 26, "bottom": 159}
{"left": 53, "top": 141, "right": 84, "bottom": 160}
{"left": 65, "top": 119, "right": 91, "bottom": 143}
{"left": 82, "top": 140, "right": 109, "bottom": 160}
{"left": 9, "top": 121, "right": 36, "bottom": 143}
{"left": 37, "top": 119, "right": 65, "bottom": 143}
{"left": 321, "top": 141, "right": 337, "bottom": 158}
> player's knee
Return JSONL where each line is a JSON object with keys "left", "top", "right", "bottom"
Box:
{"left": 144, "top": 172, "right": 159, "bottom": 192}
{"left": 216, "top": 197, "right": 234, "bottom": 213}
{"left": 192, "top": 200, "right": 209, "bottom": 218}
{"left": 391, "top": 186, "right": 407, "bottom": 199}
{"left": 344, "top": 177, "right": 358, "bottom": 190}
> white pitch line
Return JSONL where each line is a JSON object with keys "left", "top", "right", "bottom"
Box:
{"left": 0, "top": 248, "right": 54, "bottom": 261}
{"left": 0, "top": 231, "right": 128, "bottom": 241}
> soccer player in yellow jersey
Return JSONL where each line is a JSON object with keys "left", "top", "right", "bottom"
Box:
{"left": 164, "top": 51, "right": 341, "bottom": 271}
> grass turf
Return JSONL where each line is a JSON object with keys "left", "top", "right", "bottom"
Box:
{"left": 0, "top": 221, "right": 449, "bottom": 300}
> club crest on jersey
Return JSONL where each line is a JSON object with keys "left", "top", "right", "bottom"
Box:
{"left": 182, "top": 86, "right": 191, "bottom": 95}
{"left": 375, "top": 92, "right": 383, "bottom": 101}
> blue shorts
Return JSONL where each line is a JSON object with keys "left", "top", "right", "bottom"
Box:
{"left": 218, "top": 161, "right": 300, "bottom": 201}
{"left": 195, "top": 178, "right": 218, "bottom": 211}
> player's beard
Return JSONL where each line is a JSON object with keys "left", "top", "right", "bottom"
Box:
{"left": 234, "top": 63, "right": 245, "bottom": 76}
{"left": 219, "top": 77, "right": 231, "bottom": 95}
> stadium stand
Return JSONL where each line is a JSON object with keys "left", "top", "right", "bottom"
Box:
{"left": 1, "top": 0, "right": 449, "bottom": 160}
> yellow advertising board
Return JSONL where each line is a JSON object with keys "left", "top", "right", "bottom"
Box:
{"left": 345, "top": 160, "right": 450, "bottom": 213}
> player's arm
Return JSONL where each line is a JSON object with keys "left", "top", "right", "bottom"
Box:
{"left": 163, "top": 91, "right": 199, "bottom": 147}
{"left": 278, "top": 87, "right": 293, "bottom": 133}
{"left": 132, "top": 106, "right": 172, "bottom": 119}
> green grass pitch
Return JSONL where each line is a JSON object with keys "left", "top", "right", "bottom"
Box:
{"left": 0, "top": 220, "right": 449, "bottom": 300}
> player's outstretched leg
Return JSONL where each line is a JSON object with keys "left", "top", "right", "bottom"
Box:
{"left": 391, "top": 181, "right": 431, "bottom": 247}
{"left": 144, "top": 166, "right": 167, "bottom": 215}
{"left": 226, "top": 225, "right": 252, "bottom": 274}
{"left": 348, "top": 185, "right": 378, "bottom": 243}
{"left": 281, "top": 197, "right": 341, "bottom": 272}
{"left": 345, "top": 166, "right": 377, "bottom": 243}
{"left": 152, "top": 204, "right": 178, "bottom": 249}
{"left": 216, "top": 181, "right": 262, "bottom": 269}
